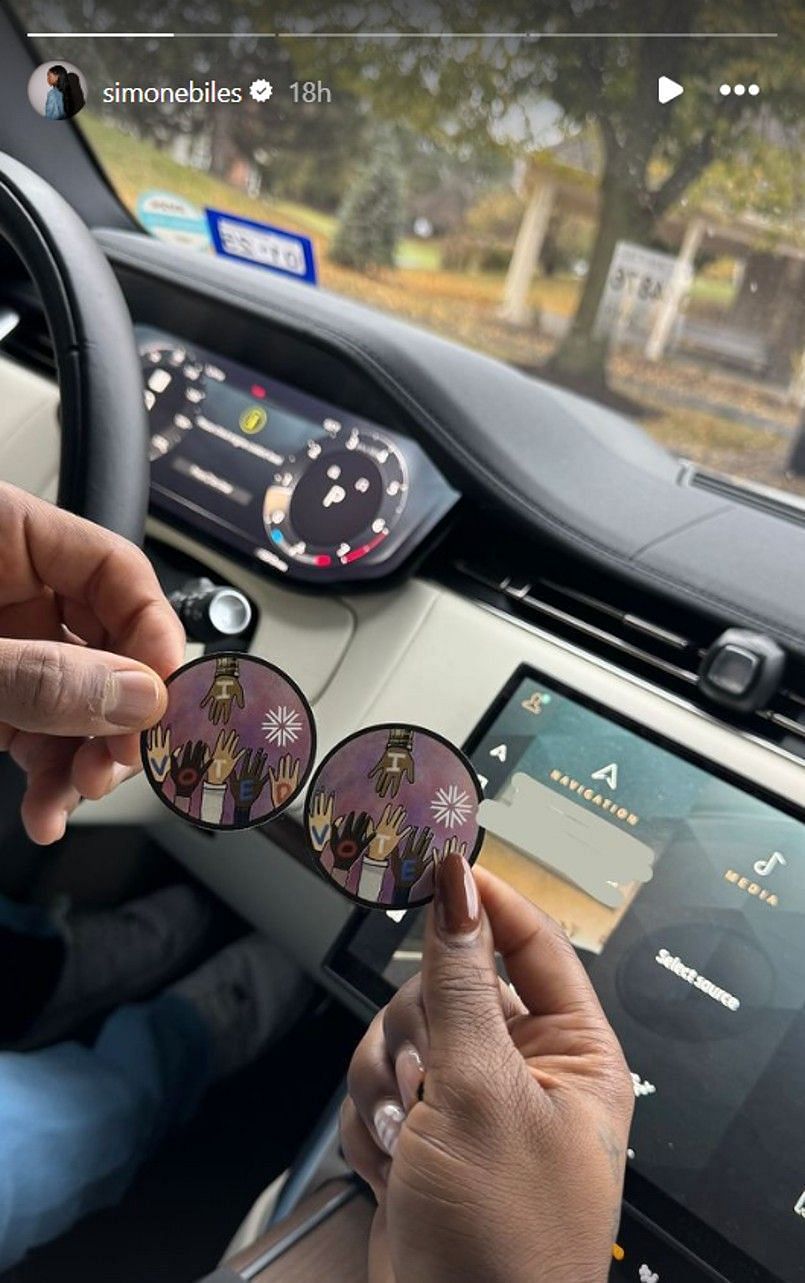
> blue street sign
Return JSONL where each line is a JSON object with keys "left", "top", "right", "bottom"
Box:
{"left": 206, "top": 208, "right": 317, "bottom": 284}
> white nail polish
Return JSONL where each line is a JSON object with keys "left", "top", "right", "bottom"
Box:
{"left": 373, "top": 1101, "right": 405, "bottom": 1156}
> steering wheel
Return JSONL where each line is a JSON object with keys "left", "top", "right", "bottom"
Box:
{"left": 0, "top": 152, "right": 148, "bottom": 543}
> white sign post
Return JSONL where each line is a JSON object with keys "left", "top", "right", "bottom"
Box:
{"left": 595, "top": 240, "right": 688, "bottom": 346}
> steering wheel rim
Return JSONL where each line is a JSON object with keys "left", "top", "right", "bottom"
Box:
{"left": 0, "top": 151, "right": 148, "bottom": 543}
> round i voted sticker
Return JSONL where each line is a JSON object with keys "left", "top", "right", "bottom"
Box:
{"left": 305, "top": 724, "right": 484, "bottom": 910}
{"left": 141, "top": 652, "right": 316, "bottom": 831}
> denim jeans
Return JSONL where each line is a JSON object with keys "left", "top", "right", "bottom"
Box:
{"left": 0, "top": 934, "right": 212, "bottom": 1271}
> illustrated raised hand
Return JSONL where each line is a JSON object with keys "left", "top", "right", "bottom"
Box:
{"left": 368, "top": 729, "right": 415, "bottom": 799}
{"left": 342, "top": 860, "right": 634, "bottom": 1283}
{"left": 169, "top": 740, "right": 212, "bottom": 807}
{"left": 207, "top": 728, "right": 245, "bottom": 785}
{"left": 199, "top": 656, "right": 245, "bottom": 726}
{"left": 391, "top": 825, "right": 435, "bottom": 888}
{"left": 145, "top": 724, "right": 172, "bottom": 784}
{"left": 331, "top": 810, "right": 375, "bottom": 871}
{"left": 308, "top": 790, "right": 335, "bottom": 852}
{"left": 228, "top": 747, "right": 271, "bottom": 825}
{"left": 431, "top": 834, "right": 467, "bottom": 865}
{"left": 367, "top": 804, "right": 411, "bottom": 863}
{"left": 268, "top": 753, "right": 300, "bottom": 808}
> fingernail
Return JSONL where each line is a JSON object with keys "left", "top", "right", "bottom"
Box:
{"left": 435, "top": 851, "right": 480, "bottom": 940}
{"left": 395, "top": 1043, "right": 425, "bottom": 1112}
{"left": 373, "top": 1101, "right": 405, "bottom": 1156}
{"left": 104, "top": 671, "right": 161, "bottom": 728}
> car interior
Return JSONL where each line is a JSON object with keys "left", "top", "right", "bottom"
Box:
{"left": 0, "top": 4, "right": 803, "bottom": 1282}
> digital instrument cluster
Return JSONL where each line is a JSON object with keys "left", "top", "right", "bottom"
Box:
{"left": 138, "top": 326, "right": 458, "bottom": 583}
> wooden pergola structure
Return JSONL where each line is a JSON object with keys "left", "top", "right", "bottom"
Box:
{"left": 501, "top": 154, "right": 805, "bottom": 401}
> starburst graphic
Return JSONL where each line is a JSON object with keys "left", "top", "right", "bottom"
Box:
{"left": 262, "top": 705, "right": 303, "bottom": 748}
{"left": 430, "top": 784, "right": 473, "bottom": 828}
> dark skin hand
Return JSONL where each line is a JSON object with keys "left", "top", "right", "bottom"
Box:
{"left": 390, "top": 825, "right": 434, "bottom": 888}
{"left": 228, "top": 747, "right": 271, "bottom": 816}
{"left": 342, "top": 860, "right": 634, "bottom": 1283}
{"left": 199, "top": 667, "right": 243, "bottom": 728}
{"left": 0, "top": 484, "right": 184, "bottom": 844}
{"left": 169, "top": 740, "right": 213, "bottom": 798}
{"left": 330, "top": 810, "right": 375, "bottom": 871}
{"left": 368, "top": 734, "right": 415, "bottom": 800}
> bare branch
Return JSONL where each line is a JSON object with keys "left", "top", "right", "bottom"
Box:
{"left": 650, "top": 130, "right": 717, "bottom": 218}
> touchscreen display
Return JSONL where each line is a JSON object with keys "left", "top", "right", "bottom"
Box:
{"left": 370, "top": 669, "right": 805, "bottom": 1282}
{"left": 138, "top": 325, "right": 456, "bottom": 583}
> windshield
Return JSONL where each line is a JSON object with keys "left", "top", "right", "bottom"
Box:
{"left": 15, "top": 2, "right": 805, "bottom": 500}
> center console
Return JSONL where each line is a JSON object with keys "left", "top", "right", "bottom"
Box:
{"left": 328, "top": 663, "right": 805, "bottom": 1283}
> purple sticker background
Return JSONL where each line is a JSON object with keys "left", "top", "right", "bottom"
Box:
{"left": 145, "top": 655, "right": 314, "bottom": 827}
{"left": 307, "top": 726, "right": 482, "bottom": 909}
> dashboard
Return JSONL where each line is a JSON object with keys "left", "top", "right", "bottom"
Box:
{"left": 124, "top": 286, "right": 805, "bottom": 1282}
{"left": 138, "top": 325, "right": 458, "bottom": 584}
{"left": 12, "top": 228, "right": 796, "bottom": 1283}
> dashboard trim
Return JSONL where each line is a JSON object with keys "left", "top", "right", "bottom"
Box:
{"left": 473, "top": 598, "right": 805, "bottom": 781}
{"left": 97, "top": 227, "right": 805, "bottom": 660}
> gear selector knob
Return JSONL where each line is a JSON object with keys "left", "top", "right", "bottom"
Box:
{"left": 169, "top": 577, "right": 252, "bottom": 642}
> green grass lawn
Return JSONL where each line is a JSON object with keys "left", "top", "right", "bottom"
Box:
{"left": 80, "top": 114, "right": 439, "bottom": 268}
{"left": 78, "top": 114, "right": 798, "bottom": 496}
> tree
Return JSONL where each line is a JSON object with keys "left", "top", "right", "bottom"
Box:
{"left": 292, "top": 0, "right": 804, "bottom": 391}
{"left": 534, "top": 0, "right": 805, "bottom": 389}
{"left": 330, "top": 131, "right": 405, "bottom": 270}
{"left": 21, "top": 0, "right": 803, "bottom": 392}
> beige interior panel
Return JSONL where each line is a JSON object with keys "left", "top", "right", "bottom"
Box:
{"left": 75, "top": 517, "right": 803, "bottom": 1004}
{"left": 0, "top": 355, "right": 60, "bottom": 497}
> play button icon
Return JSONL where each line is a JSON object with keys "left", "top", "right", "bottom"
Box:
{"left": 658, "top": 75, "right": 684, "bottom": 104}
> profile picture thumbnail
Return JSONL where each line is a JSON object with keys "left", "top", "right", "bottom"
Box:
{"left": 27, "top": 60, "right": 87, "bottom": 121}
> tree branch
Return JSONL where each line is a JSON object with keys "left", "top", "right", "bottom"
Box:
{"left": 650, "top": 129, "right": 717, "bottom": 218}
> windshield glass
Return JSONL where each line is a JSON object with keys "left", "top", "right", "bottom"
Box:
{"left": 15, "top": 1, "right": 805, "bottom": 500}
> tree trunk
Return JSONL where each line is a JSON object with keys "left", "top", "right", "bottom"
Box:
{"left": 499, "top": 178, "right": 556, "bottom": 326}
{"left": 209, "top": 110, "right": 237, "bottom": 179}
{"left": 545, "top": 174, "right": 654, "bottom": 390}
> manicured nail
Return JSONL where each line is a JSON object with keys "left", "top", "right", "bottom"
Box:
{"left": 435, "top": 851, "right": 480, "bottom": 939}
{"left": 373, "top": 1100, "right": 405, "bottom": 1156}
{"left": 395, "top": 1043, "right": 425, "bottom": 1112}
{"left": 104, "top": 671, "right": 161, "bottom": 728}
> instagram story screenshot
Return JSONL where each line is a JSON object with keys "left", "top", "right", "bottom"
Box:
{"left": 0, "top": 3, "right": 802, "bottom": 1283}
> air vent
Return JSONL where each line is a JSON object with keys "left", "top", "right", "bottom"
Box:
{"left": 433, "top": 535, "right": 805, "bottom": 762}
{"left": 681, "top": 462, "right": 805, "bottom": 528}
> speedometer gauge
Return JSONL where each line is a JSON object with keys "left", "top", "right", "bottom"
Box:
{"left": 141, "top": 341, "right": 208, "bottom": 462}
{"left": 262, "top": 426, "right": 408, "bottom": 570}
{"left": 139, "top": 324, "right": 458, "bottom": 586}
